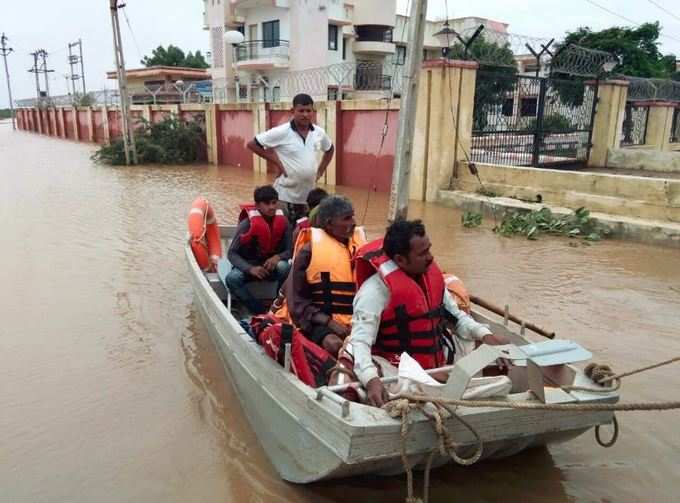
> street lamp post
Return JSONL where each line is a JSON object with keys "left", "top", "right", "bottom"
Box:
{"left": 224, "top": 30, "right": 245, "bottom": 103}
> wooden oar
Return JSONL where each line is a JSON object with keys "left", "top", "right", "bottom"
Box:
{"left": 470, "top": 295, "right": 555, "bottom": 339}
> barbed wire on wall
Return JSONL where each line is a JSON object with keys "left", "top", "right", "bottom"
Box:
{"left": 624, "top": 76, "right": 680, "bottom": 102}
{"left": 550, "top": 45, "right": 619, "bottom": 78}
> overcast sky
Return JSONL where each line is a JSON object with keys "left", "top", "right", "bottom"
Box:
{"left": 2, "top": 0, "right": 680, "bottom": 107}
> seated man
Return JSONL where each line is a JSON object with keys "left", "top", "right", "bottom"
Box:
{"left": 351, "top": 219, "right": 509, "bottom": 407}
{"left": 288, "top": 195, "right": 367, "bottom": 355}
{"left": 226, "top": 185, "right": 292, "bottom": 314}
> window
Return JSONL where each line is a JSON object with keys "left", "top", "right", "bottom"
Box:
{"left": 328, "top": 87, "right": 338, "bottom": 101}
{"left": 342, "top": 37, "right": 347, "bottom": 60}
{"left": 355, "top": 25, "right": 392, "bottom": 42}
{"left": 520, "top": 97, "right": 537, "bottom": 117}
{"left": 502, "top": 98, "right": 514, "bottom": 117}
{"left": 328, "top": 25, "right": 338, "bottom": 51}
{"left": 262, "top": 20, "right": 280, "bottom": 48}
{"left": 394, "top": 46, "right": 406, "bottom": 65}
{"left": 236, "top": 25, "right": 245, "bottom": 35}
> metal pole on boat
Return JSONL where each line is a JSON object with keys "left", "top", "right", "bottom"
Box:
{"left": 387, "top": 0, "right": 428, "bottom": 223}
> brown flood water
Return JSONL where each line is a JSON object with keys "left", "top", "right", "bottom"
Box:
{"left": 1, "top": 120, "right": 679, "bottom": 502}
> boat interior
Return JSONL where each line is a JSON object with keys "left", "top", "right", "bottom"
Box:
{"left": 201, "top": 225, "right": 590, "bottom": 403}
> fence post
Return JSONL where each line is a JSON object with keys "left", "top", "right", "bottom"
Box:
{"left": 643, "top": 101, "right": 675, "bottom": 151}
{"left": 531, "top": 78, "right": 548, "bottom": 167}
{"left": 252, "top": 102, "right": 267, "bottom": 173}
{"left": 72, "top": 106, "right": 80, "bottom": 141}
{"left": 205, "top": 104, "right": 219, "bottom": 165}
{"left": 588, "top": 79, "right": 629, "bottom": 168}
{"left": 59, "top": 108, "right": 66, "bottom": 138}
{"left": 102, "top": 105, "right": 110, "bottom": 144}
{"left": 419, "top": 59, "right": 478, "bottom": 202}
{"left": 87, "top": 107, "right": 95, "bottom": 142}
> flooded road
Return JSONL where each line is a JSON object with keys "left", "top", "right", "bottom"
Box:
{"left": 2, "top": 120, "right": 679, "bottom": 502}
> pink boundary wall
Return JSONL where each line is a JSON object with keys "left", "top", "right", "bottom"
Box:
{"left": 15, "top": 104, "right": 401, "bottom": 192}
{"left": 216, "top": 108, "right": 253, "bottom": 170}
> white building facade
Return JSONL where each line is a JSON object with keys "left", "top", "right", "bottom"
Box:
{"left": 202, "top": 1, "right": 510, "bottom": 102}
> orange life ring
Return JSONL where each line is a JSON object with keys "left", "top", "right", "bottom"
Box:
{"left": 188, "top": 197, "right": 222, "bottom": 272}
{"left": 443, "top": 273, "right": 471, "bottom": 314}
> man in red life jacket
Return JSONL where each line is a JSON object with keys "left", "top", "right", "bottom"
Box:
{"left": 226, "top": 185, "right": 292, "bottom": 314}
{"left": 351, "top": 219, "right": 509, "bottom": 407}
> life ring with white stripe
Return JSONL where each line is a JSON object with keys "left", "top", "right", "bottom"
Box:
{"left": 188, "top": 197, "right": 222, "bottom": 272}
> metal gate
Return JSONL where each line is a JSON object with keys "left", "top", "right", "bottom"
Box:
{"left": 471, "top": 72, "right": 598, "bottom": 168}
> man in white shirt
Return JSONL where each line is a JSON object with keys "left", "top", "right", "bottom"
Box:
{"left": 350, "top": 219, "right": 509, "bottom": 407}
{"left": 247, "top": 93, "right": 334, "bottom": 222}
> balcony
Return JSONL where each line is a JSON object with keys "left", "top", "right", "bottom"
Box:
{"left": 233, "top": 40, "right": 290, "bottom": 70}
{"left": 230, "top": 0, "right": 289, "bottom": 8}
{"left": 353, "top": 25, "right": 396, "bottom": 55}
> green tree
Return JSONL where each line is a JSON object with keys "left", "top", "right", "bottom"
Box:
{"left": 141, "top": 45, "right": 209, "bottom": 69}
{"left": 560, "top": 23, "right": 676, "bottom": 78}
{"left": 449, "top": 38, "right": 518, "bottom": 131}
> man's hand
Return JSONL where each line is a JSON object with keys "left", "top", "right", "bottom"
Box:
{"left": 366, "top": 377, "right": 389, "bottom": 408}
{"left": 481, "top": 333, "right": 510, "bottom": 346}
{"left": 263, "top": 255, "right": 280, "bottom": 272}
{"left": 327, "top": 319, "right": 350, "bottom": 338}
{"left": 321, "top": 333, "right": 343, "bottom": 355}
{"left": 248, "top": 266, "right": 269, "bottom": 280}
{"left": 315, "top": 168, "right": 325, "bottom": 181}
{"left": 274, "top": 162, "right": 288, "bottom": 178}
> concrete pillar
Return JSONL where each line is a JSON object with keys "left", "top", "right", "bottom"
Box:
{"left": 206, "top": 104, "right": 219, "bottom": 165}
{"left": 87, "top": 108, "right": 95, "bottom": 142}
{"left": 142, "top": 105, "right": 151, "bottom": 123}
{"left": 588, "top": 80, "right": 629, "bottom": 168}
{"left": 252, "top": 102, "right": 268, "bottom": 173}
{"left": 313, "top": 101, "right": 337, "bottom": 186}
{"left": 643, "top": 101, "right": 675, "bottom": 151}
{"left": 414, "top": 60, "right": 478, "bottom": 202}
{"left": 72, "top": 107, "right": 80, "bottom": 141}
{"left": 101, "top": 105, "right": 110, "bottom": 144}
{"left": 59, "top": 108, "right": 66, "bottom": 138}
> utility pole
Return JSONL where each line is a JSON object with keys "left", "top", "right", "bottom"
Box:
{"left": 387, "top": 0, "right": 428, "bottom": 222}
{"left": 29, "top": 51, "right": 42, "bottom": 100}
{"left": 109, "top": 0, "right": 137, "bottom": 164}
{"left": 68, "top": 39, "right": 87, "bottom": 95}
{"left": 1, "top": 33, "right": 16, "bottom": 129}
{"left": 38, "top": 49, "right": 54, "bottom": 98}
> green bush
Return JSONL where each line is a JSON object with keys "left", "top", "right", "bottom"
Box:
{"left": 522, "top": 113, "right": 573, "bottom": 133}
{"left": 494, "top": 207, "right": 607, "bottom": 241}
{"left": 92, "top": 114, "right": 205, "bottom": 165}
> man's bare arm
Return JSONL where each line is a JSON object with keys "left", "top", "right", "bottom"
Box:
{"left": 316, "top": 145, "right": 335, "bottom": 180}
{"left": 247, "top": 139, "right": 287, "bottom": 177}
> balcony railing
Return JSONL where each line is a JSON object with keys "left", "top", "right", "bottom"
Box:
{"left": 234, "top": 40, "right": 289, "bottom": 62}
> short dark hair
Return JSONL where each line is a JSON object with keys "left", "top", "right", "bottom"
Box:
{"left": 254, "top": 185, "right": 278, "bottom": 204}
{"left": 292, "top": 93, "right": 314, "bottom": 107}
{"left": 383, "top": 219, "right": 426, "bottom": 259}
{"left": 306, "top": 188, "right": 329, "bottom": 210}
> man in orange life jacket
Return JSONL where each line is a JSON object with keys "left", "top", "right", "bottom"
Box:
{"left": 351, "top": 219, "right": 509, "bottom": 407}
{"left": 226, "top": 185, "right": 292, "bottom": 314}
{"left": 288, "top": 195, "right": 366, "bottom": 355}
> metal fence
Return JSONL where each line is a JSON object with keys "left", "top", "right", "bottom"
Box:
{"left": 671, "top": 108, "right": 680, "bottom": 144}
{"left": 471, "top": 71, "right": 597, "bottom": 167}
{"left": 620, "top": 104, "right": 649, "bottom": 147}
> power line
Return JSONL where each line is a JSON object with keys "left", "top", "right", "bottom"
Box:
{"left": 121, "top": 5, "right": 143, "bottom": 59}
{"left": 645, "top": 0, "right": 680, "bottom": 25}
{"left": 584, "top": 0, "right": 680, "bottom": 44}
{"left": 68, "top": 39, "right": 87, "bottom": 95}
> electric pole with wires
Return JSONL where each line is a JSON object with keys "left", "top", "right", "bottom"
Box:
{"left": 29, "top": 51, "right": 42, "bottom": 100}
{"left": 1, "top": 33, "right": 16, "bottom": 129}
{"left": 109, "top": 0, "right": 137, "bottom": 165}
{"left": 68, "top": 39, "right": 87, "bottom": 95}
{"left": 387, "top": 0, "right": 428, "bottom": 223}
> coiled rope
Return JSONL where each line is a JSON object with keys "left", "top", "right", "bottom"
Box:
{"left": 383, "top": 357, "right": 680, "bottom": 503}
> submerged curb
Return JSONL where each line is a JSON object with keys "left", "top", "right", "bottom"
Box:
{"left": 438, "top": 190, "right": 680, "bottom": 249}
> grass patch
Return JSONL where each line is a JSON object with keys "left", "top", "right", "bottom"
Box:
{"left": 462, "top": 211, "right": 483, "bottom": 228}
{"left": 494, "top": 207, "right": 607, "bottom": 241}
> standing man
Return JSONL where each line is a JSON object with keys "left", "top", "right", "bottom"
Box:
{"left": 247, "top": 93, "right": 335, "bottom": 223}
